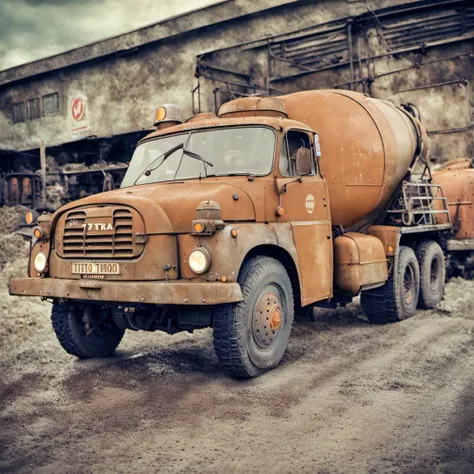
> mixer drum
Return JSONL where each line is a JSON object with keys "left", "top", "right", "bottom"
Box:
{"left": 281, "top": 90, "right": 426, "bottom": 230}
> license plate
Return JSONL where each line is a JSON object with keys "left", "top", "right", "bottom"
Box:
{"left": 71, "top": 262, "right": 120, "bottom": 275}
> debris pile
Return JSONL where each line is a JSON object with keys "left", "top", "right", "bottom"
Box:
{"left": 0, "top": 206, "right": 29, "bottom": 283}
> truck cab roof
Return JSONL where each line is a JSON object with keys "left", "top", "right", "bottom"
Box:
{"left": 140, "top": 115, "right": 313, "bottom": 144}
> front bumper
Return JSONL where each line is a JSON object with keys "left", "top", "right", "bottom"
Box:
{"left": 9, "top": 278, "right": 243, "bottom": 306}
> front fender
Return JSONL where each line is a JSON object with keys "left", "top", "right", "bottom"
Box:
{"left": 178, "top": 222, "right": 305, "bottom": 303}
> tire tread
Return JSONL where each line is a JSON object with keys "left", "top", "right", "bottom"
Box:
{"left": 361, "top": 246, "right": 419, "bottom": 324}
{"left": 51, "top": 303, "right": 123, "bottom": 359}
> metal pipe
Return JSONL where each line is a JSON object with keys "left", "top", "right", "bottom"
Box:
{"left": 427, "top": 125, "right": 474, "bottom": 135}
{"left": 40, "top": 139, "right": 46, "bottom": 209}
{"left": 266, "top": 41, "right": 271, "bottom": 97}
{"left": 384, "top": 79, "right": 468, "bottom": 99}
{"left": 198, "top": 72, "right": 265, "bottom": 92}
{"left": 268, "top": 50, "right": 319, "bottom": 73}
{"left": 357, "top": 35, "right": 363, "bottom": 88}
{"left": 372, "top": 50, "right": 473, "bottom": 80}
{"left": 197, "top": 56, "right": 251, "bottom": 80}
{"left": 347, "top": 20, "right": 354, "bottom": 91}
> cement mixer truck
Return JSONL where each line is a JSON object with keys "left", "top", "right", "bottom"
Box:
{"left": 10, "top": 90, "right": 474, "bottom": 378}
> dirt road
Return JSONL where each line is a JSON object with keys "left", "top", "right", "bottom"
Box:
{"left": 1, "top": 276, "right": 474, "bottom": 474}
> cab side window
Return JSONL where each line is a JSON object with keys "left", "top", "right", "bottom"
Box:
{"left": 279, "top": 131, "right": 315, "bottom": 177}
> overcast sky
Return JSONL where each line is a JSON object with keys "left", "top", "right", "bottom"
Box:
{"left": 0, "top": 0, "right": 220, "bottom": 71}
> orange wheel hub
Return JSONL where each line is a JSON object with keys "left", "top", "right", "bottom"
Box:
{"left": 252, "top": 291, "right": 284, "bottom": 348}
{"left": 269, "top": 307, "right": 282, "bottom": 330}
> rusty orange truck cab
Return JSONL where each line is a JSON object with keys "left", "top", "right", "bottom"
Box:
{"left": 10, "top": 91, "right": 474, "bottom": 378}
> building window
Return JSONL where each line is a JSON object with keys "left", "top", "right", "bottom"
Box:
{"left": 43, "top": 92, "right": 59, "bottom": 116}
{"left": 13, "top": 102, "right": 26, "bottom": 123}
{"left": 28, "top": 98, "right": 41, "bottom": 120}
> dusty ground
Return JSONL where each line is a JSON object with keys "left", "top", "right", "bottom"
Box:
{"left": 1, "top": 271, "right": 474, "bottom": 473}
{"left": 1, "top": 208, "right": 474, "bottom": 473}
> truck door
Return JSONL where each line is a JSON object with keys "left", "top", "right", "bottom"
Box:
{"left": 277, "top": 130, "right": 333, "bottom": 305}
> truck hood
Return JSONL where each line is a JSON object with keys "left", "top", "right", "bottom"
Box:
{"left": 52, "top": 181, "right": 257, "bottom": 234}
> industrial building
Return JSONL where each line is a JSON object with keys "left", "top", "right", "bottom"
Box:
{"left": 0, "top": 0, "right": 472, "bottom": 207}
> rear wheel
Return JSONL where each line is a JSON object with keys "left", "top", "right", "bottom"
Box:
{"left": 51, "top": 302, "right": 124, "bottom": 358}
{"left": 213, "top": 256, "right": 294, "bottom": 378}
{"left": 361, "top": 246, "right": 420, "bottom": 324}
{"left": 416, "top": 240, "right": 445, "bottom": 309}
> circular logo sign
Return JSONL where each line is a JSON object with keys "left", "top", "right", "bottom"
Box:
{"left": 305, "top": 194, "right": 315, "bottom": 214}
{"left": 71, "top": 97, "right": 85, "bottom": 122}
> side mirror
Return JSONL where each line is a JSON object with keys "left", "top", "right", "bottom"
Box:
{"left": 295, "top": 147, "right": 312, "bottom": 175}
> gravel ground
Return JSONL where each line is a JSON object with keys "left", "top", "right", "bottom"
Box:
{"left": 1, "top": 270, "right": 474, "bottom": 473}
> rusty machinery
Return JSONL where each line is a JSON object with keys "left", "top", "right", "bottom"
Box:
{"left": 9, "top": 93, "right": 474, "bottom": 378}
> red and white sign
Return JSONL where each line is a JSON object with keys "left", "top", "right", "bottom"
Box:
{"left": 71, "top": 97, "right": 85, "bottom": 122}
{"left": 69, "top": 94, "right": 90, "bottom": 136}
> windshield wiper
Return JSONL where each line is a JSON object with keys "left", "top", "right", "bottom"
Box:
{"left": 183, "top": 149, "right": 214, "bottom": 167}
{"left": 132, "top": 142, "right": 184, "bottom": 186}
{"left": 210, "top": 172, "right": 256, "bottom": 177}
{"left": 173, "top": 142, "right": 214, "bottom": 179}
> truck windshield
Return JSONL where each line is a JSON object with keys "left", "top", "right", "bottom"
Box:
{"left": 121, "top": 126, "right": 275, "bottom": 187}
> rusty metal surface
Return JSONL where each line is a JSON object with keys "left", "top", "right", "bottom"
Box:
{"left": 291, "top": 221, "right": 333, "bottom": 305}
{"left": 48, "top": 234, "right": 179, "bottom": 281}
{"left": 9, "top": 278, "right": 243, "bottom": 306}
{"left": 54, "top": 205, "right": 145, "bottom": 259}
{"left": 334, "top": 232, "right": 388, "bottom": 294}
{"left": 50, "top": 178, "right": 261, "bottom": 233}
{"left": 177, "top": 223, "right": 279, "bottom": 281}
{"left": 218, "top": 97, "right": 288, "bottom": 118}
{"left": 433, "top": 162, "right": 474, "bottom": 239}
{"left": 176, "top": 221, "right": 331, "bottom": 306}
{"left": 279, "top": 90, "right": 423, "bottom": 230}
{"left": 368, "top": 225, "right": 401, "bottom": 257}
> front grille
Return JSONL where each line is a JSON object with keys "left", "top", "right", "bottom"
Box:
{"left": 59, "top": 206, "right": 144, "bottom": 258}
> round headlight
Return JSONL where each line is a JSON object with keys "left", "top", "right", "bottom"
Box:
{"left": 34, "top": 252, "right": 47, "bottom": 274}
{"left": 188, "top": 248, "right": 211, "bottom": 274}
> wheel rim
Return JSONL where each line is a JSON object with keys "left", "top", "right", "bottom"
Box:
{"left": 430, "top": 256, "right": 441, "bottom": 293}
{"left": 252, "top": 287, "right": 284, "bottom": 349}
{"left": 403, "top": 264, "right": 416, "bottom": 304}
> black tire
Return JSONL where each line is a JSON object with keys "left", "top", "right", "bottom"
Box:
{"left": 361, "top": 246, "right": 420, "bottom": 324}
{"left": 213, "top": 256, "right": 294, "bottom": 378}
{"left": 416, "top": 240, "right": 445, "bottom": 309}
{"left": 51, "top": 302, "right": 124, "bottom": 359}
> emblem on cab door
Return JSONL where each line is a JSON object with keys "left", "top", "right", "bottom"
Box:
{"left": 305, "top": 194, "right": 315, "bottom": 214}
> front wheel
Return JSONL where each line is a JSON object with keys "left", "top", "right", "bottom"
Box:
{"left": 213, "top": 256, "right": 294, "bottom": 378}
{"left": 51, "top": 302, "right": 124, "bottom": 358}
